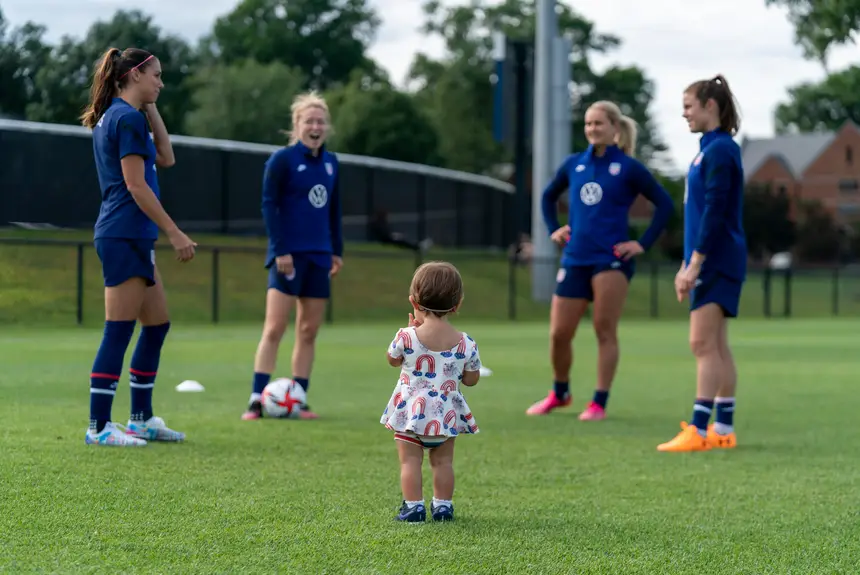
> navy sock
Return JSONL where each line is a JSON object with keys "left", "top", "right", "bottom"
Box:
{"left": 690, "top": 399, "right": 714, "bottom": 433}
{"left": 715, "top": 397, "right": 735, "bottom": 427}
{"left": 252, "top": 372, "right": 271, "bottom": 396}
{"left": 129, "top": 322, "right": 170, "bottom": 423}
{"left": 553, "top": 380, "right": 569, "bottom": 400}
{"left": 294, "top": 377, "right": 309, "bottom": 392}
{"left": 592, "top": 390, "right": 609, "bottom": 409}
{"left": 89, "top": 320, "right": 136, "bottom": 432}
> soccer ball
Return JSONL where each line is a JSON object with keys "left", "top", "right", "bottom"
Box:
{"left": 261, "top": 378, "right": 306, "bottom": 418}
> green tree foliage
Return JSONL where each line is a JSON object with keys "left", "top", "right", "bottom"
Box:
{"left": 743, "top": 184, "right": 797, "bottom": 259}
{"left": 765, "top": 0, "right": 860, "bottom": 66}
{"left": 24, "top": 10, "right": 195, "bottom": 131}
{"left": 408, "top": 0, "right": 668, "bottom": 173}
{"left": 326, "top": 72, "right": 441, "bottom": 165}
{"left": 207, "top": 0, "right": 381, "bottom": 91}
{"left": 184, "top": 59, "right": 306, "bottom": 144}
{"left": 794, "top": 199, "right": 843, "bottom": 262}
{"left": 0, "top": 9, "right": 50, "bottom": 118}
{"left": 774, "top": 66, "right": 860, "bottom": 133}
{"left": 3, "top": 0, "right": 670, "bottom": 175}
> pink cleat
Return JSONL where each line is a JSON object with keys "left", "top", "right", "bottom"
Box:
{"left": 526, "top": 391, "right": 572, "bottom": 415}
{"left": 578, "top": 401, "right": 606, "bottom": 421}
{"left": 241, "top": 400, "right": 263, "bottom": 420}
{"left": 298, "top": 405, "right": 319, "bottom": 420}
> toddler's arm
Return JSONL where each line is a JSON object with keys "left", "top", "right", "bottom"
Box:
{"left": 461, "top": 335, "right": 482, "bottom": 387}
{"left": 387, "top": 328, "right": 407, "bottom": 367}
{"left": 461, "top": 370, "right": 480, "bottom": 387}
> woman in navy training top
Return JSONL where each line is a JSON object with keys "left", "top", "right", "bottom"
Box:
{"left": 81, "top": 47, "right": 196, "bottom": 447}
{"left": 658, "top": 75, "right": 745, "bottom": 453}
{"left": 242, "top": 92, "right": 344, "bottom": 420}
{"left": 527, "top": 100, "right": 674, "bottom": 420}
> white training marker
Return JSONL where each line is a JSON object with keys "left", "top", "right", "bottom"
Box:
{"left": 479, "top": 366, "right": 493, "bottom": 377}
{"left": 176, "top": 380, "right": 205, "bottom": 393}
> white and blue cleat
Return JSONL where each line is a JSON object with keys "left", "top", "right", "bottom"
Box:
{"left": 125, "top": 416, "right": 186, "bottom": 442}
{"left": 85, "top": 422, "right": 148, "bottom": 446}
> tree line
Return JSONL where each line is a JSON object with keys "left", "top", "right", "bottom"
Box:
{"left": 0, "top": 0, "right": 857, "bottom": 263}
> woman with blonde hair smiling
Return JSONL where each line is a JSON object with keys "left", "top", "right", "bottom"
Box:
{"left": 242, "top": 92, "right": 344, "bottom": 421}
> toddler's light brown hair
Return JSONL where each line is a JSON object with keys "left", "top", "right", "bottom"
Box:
{"left": 410, "top": 261, "right": 464, "bottom": 317}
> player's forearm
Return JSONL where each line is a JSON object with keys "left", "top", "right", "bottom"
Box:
{"left": 694, "top": 200, "right": 725, "bottom": 258}
{"left": 689, "top": 251, "right": 706, "bottom": 268}
{"left": 540, "top": 189, "right": 562, "bottom": 234}
{"left": 128, "top": 184, "right": 179, "bottom": 236}
{"left": 638, "top": 190, "right": 674, "bottom": 250}
{"left": 261, "top": 201, "right": 289, "bottom": 256}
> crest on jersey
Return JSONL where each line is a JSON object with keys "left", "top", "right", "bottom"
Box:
{"left": 580, "top": 181, "right": 603, "bottom": 206}
{"left": 308, "top": 184, "right": 328, "bottom": 208}
{"left": 693, "top": 152, "right": 703, "bottom": 166}
{"left": 325, "top": 162, "right": 333, "bottom": 176}
{"left": 608, "top": 162, "right": 621, "bottom": 176}
{"left": 575, "top": 165, "right": 585, "bottom": 172}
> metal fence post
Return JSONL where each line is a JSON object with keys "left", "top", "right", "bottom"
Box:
{"left": 832, "top": 266, "right": 840, "bottom": 316}
{"left": 649, "top": 259, "right": 659, "bottom": 318}
{"left": 508, "top": 256, "right": 517, "bottom": 320}
{"left": 76, "top": 243, "right": 84, "bottom": 325}
{"left": 211, "top": 248, "right": 220, "bottom": 323}
{"left": 763, "top": 268, "right": 771, "bottom": 318}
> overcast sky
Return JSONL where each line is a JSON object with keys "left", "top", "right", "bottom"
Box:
{"left": 4, "top": 0, "right": 860, "bottom": 172}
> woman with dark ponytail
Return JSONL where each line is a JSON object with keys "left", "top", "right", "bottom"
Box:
{"left": 658, "top": 74, "right": 746, "bottom": 453}
{"left": 82, "top": 47, "right": 196, "bottom": 447}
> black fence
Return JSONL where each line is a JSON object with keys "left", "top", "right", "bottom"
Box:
{"left": 2, "top": 237, "right": 859, "bottom": 326}
{"left": 0, "top": 119, "right": 516, "bottom": 249}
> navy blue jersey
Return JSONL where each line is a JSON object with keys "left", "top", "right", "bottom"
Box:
{"left": 92, "top": 98, "right": 159, "bottom": 240}
{"left": 542, "top": 144, "right": 674, "bottom": 267}
{"left": 684, "top": 130, "right": 746, "bottom": 281}
{"left": 261, "top": 142, "right": 343, "bottom": 268}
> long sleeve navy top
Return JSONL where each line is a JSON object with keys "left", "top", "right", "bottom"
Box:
{"left": 684, "top": 129, "right": 746, "bottom": 281}
{"left": 541, "top": 144, "right": 674, "bottom": 268}
{"left": 261, "top": 142, "right": 343, "bottom": 269}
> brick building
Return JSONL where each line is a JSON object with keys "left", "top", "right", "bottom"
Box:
{"left": 741, "top": 120, "right": 860, "bottom": 223}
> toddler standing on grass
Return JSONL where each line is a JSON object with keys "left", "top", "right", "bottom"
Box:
{"left": 380, "top": 261, "right": 483, "bottom": 523}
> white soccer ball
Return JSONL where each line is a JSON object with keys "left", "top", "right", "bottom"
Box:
{"left": 261, "top": 378, "right": 307, "bottom": 418}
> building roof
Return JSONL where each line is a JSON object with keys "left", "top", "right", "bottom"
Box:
{"left": 741, "top": 131, "right": 835, "bottom": 181}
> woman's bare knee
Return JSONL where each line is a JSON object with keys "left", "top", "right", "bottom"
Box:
{"left": 549, "top": 297, "right": 587, "bottom": 344}
{"left": 295, "top": 298, "right": 326, "bottom": 344}
{"left": 296, "top": 320, "right": 320, "bottom": 344}
{"left": 593, "top": 318, "right": 617, "bottom": 345}
{"left": 549, "top": 325, "right": 574, "bottom": 347}
{"left": 261, "top": 289, "right": 294, "bottom": 344}
{"left": 690, "top": 304, "right": 725, "bottom": 358}
{"left": 139, "top": 270, "right": 170, "bottom": 326}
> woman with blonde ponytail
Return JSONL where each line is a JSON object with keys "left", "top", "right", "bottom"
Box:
{"left": 242, "top": 91, "right": 344, "bottom": 421}
{"left": 526, "top": 99, "right": 675, "bottom": 422}
{"left": 615, "top": 115, "right": 639, "bottom": 157}
{"left": 83, "top": 47, "right": 193, "bottom": 447}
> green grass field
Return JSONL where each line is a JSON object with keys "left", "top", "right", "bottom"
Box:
{"left": 2, "top": 228, "right": 860, "bottom": 326}
{"left": 1, "top": 319, "right": 858, "bottom": 573}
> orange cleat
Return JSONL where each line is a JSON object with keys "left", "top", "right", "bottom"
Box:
{"left": 706, "top": 424, "right": 737, "bottom": 449}
{"left": 657, "top": 422, "right": 712, "bottom": 452}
